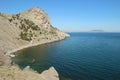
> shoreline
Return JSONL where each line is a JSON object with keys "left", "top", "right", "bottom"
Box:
{"left": 6, "top": 37, "right": 69, "bottom": 56}
{"left": 0, "top": 37, "right": 69, "bottom": 80}
{"left": 0, "top": 36, "right": 69, "bottom": 80}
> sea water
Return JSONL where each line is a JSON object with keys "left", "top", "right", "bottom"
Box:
{"left": 12, "top": 32, "right": 120, "bottom": 80}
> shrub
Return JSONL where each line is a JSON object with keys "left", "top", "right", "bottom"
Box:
{"left": 19, "top": 23, "right": 25, "bottom": 29}
{"left": 20, "top": 32, "right": 32, "bottom": 41}
{"left": 31, "top": 25, "right": 40, "bottom": 30}
{"left": 23, "top": 19, "right": 40, "bottom": 30}
{"left": 19, "top": 18, "right": 41, "bottom": 41}
{"left": 12, "top": 15, "right": 16, "bottom": 20}
{"left": 9, "top": 19, "right": 12, "bottom": 22}
{"left": 16, "top": 13, "right": 20, "bottom": 19}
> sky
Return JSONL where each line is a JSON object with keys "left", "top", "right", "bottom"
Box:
{"left": 0, "top": 0, "right": 120, "bottom": 32}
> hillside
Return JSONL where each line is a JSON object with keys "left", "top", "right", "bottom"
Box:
{"left": 0, "top": 8, "right": 69, "bottom": 54}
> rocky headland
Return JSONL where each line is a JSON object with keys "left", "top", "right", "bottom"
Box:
{"left": 0, "top": 8, "right": 70, "bottom": 80}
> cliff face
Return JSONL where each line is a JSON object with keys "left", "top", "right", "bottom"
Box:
{"left": 0, "top": 8, "right": 69, "bottom": 53}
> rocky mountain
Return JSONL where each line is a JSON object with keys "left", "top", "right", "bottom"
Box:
{"left": 0, "top": 8, "right": 69, "bottom": 53}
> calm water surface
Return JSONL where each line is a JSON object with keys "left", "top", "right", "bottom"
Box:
{"left": 13, "top": 32, "right": 120, "bottom": 80}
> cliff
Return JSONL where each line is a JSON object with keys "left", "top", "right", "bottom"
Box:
{"left": 0, "top": 8, "right": 70, "bottom": 80}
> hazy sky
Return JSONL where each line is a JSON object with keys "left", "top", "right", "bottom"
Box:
{"left": 0, "top": 0, "right": 120, "bottom": 32}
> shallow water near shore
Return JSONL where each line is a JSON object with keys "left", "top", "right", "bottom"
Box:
{"left": 12, "top": 32, "right": 120, "bottom": 80}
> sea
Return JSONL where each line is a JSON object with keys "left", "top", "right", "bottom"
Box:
{"left": 12, "top": 32, "right": 120, "bottom": 80}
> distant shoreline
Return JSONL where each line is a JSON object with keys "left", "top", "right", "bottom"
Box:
{"left": 67, "top": 32, "right": 120, "bottom": 33}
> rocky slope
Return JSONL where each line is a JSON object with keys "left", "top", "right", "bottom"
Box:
{"left": 0, "top": 8, "right": 70, "bottom": 80}
{"left": 0, "top": 66, "right": 59, "bottom": 80}
{"left": 0, "top": 49, "right": 11, "bottom": 66}
{"left": 0, "top": 8, "right": 69, "bottom": 54}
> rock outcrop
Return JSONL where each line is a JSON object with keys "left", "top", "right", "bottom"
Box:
{"left": 0, "top": 66, "right": 59, "bottom": 80}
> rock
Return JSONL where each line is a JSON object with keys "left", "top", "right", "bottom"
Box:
{"left": 41, "top": 67, "right": 59, "bottom": 80}
{"left": 23, "top": 66, "right": 31, "bottom": 71}
{"left": 0, "top": 66, "right": 59, "bottom": 80}
{"left": 23, "top": 66, "right": 35, "bottom": 72}
{"left": 9, "top": 54, "right": 15, "bottom": 57}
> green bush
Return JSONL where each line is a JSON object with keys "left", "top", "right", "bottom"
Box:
{"left": 16, "top": 14, "right": 20, "bottom": 19}
{"left": 20, "top": 32, "right": 32, "bottom": 41}
{"left": 19, "top": 18, "right": 41, "bottom": 41}
{"left": 31, "top": 25, "right": 40, "bottom": 30}
{"left": 22, "top": 19, "right": 40, "bottom": 31}
{"left": 9, "top": 19, "right": 12, "bottom": 22}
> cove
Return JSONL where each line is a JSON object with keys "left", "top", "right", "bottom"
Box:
{"left": 12, "top": 32, "right": 120, "bottom": 80}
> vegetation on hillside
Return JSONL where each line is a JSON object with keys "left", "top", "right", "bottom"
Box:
{"left": 19, "top": 18, "right": 40, "bottom": 41}
{"left": 7, "top": 13, "right": 57, "bottom": 41}
{"left": 18, "top": 18, "right": 57, "bottom": 41}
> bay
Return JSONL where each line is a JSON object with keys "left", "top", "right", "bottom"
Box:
{"left": 12, "top": 32, "right": 120, "bottom": 80}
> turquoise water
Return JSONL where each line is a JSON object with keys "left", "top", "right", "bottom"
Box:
{"left": 13, "top": 32, "right": 120, "bottom": 80}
